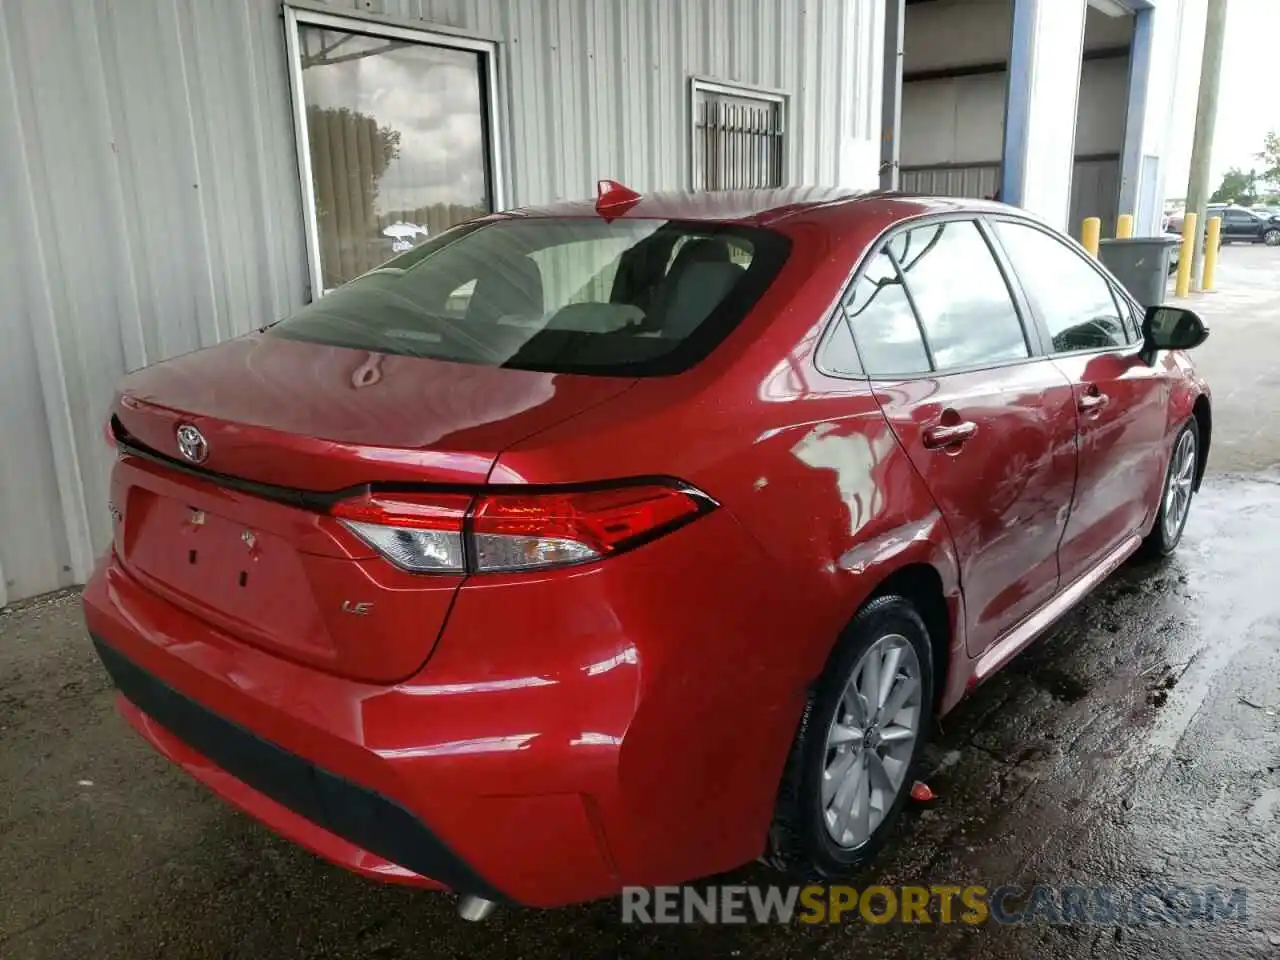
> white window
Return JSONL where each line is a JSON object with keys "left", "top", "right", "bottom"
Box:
{"left": 690, "top": 79, "right": 786, "bottom": 192}
{"left": 284, "top": 8, "right": 504, "bottom": 296}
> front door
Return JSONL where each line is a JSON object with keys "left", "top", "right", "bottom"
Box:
{"left": 990, "top": 219, "right": 1168, "bottom": 582}
{"left": 845, "top": 219, "right": 1078, "bottom": 658}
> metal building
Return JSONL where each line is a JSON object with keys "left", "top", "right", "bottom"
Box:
{"left": 0, "top": 0, "right": 1196, "bottom": 607}
{"left": 0, "top": 0, "right": 885, "bottom": 606}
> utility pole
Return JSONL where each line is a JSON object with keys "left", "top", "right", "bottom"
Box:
{"left": 1185, "top": 0, "right": 1230, "bottom": 289}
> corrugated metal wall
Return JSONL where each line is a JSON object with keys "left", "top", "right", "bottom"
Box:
{"left": 901, "top": 163, "right": 1001, "bottom": 200}
{"left": 0, "top": 0, "right": 309, "bottom": 607}
{"left": 337, "top": 0, "right": 883, "bottom": 205}
{"left": 1067, "top": 156, "right": 1122, "bottom": 240}
{"left": 0, "top": 0, "right": 882, "bottom": 606}
{"left": 901, "top": 157, "right": 1124, "bottom": 238}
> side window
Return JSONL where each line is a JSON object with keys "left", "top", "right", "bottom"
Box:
{"left": 843, "top": 249, "right": 930, "bottom": 376}
{"left": 992, "top": 221, "right": 1129, "bottom": 353}
{"left": 894, "top": 221, "right": 1029, "bottom": 369}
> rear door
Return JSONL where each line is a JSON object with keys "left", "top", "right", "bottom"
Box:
{"left": 847, "top": 218, "right": 1078, "bottom": 658}
{"left": 989, "top": 218, "right": 1168, "bottom": 583}
{"left": 1222, "top": 209, "right": 1256, "bottom": 240}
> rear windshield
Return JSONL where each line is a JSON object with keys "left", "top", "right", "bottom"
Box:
{"left": 270, "top": 218, "right": 790, "bottom": 376}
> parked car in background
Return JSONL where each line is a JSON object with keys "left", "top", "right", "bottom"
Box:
{"left": 84, "top": 186, "right": 1213, "bottom": 914}
{"left": 1169, "top": 204, "right": 1280, "bottom": 245}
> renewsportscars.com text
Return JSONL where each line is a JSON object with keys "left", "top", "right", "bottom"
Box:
{"left": 621, "top": 884, "right": 1248, "bottom": 926}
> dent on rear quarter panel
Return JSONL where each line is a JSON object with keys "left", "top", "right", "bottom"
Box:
{"left": 1165, "top": 353, "right": 1211, "bottom": 486}
{"left": 1165, "top": 354, "right": 1207, "bottom": 427}
{"left": 728, "top": 406, "right": 965, "bottom": 684}
{"left": 488, "top": 198, "right": 968, "bottom": 681}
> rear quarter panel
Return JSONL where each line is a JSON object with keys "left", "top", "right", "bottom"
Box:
{"left": 492, "top": 205, "right": 967, "bottom": 701}
{"left": 1165, "top": 350, "right": 1211, "bottom": 483}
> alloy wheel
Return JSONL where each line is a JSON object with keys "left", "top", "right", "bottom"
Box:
{"left": 1163, "top": 428, "right": 1197, "bottom": 542}
{"left": 821, "top": 633, "right": 922, "bottom": 849}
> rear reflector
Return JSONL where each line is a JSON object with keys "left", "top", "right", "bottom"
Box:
{"left": 331, "top": 483, "right": 711, "bottom": 575}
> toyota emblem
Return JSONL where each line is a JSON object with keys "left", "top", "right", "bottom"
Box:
{"left": 175, "top": 424, "right": 209, "bottom": 464}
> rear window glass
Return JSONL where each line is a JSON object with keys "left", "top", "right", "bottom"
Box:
{"left": 271, "top": 218, "right": 790, "bottom": 376}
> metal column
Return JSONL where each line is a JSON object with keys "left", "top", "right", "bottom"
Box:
{"left": 1118, "top": 8, "right": 1154, "bottom": 231}
{"left": 879, "top": 0, "right": 904, "bottom": 190}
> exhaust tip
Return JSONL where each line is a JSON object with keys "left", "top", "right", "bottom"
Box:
{"left": 458, "top": 895, "right": 498, "bottom": 922}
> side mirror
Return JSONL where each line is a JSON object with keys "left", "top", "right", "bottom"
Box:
{"left": 1141, "top": 305, "right": 1209, "bottom": 362}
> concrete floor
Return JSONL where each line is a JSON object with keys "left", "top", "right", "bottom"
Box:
{"left": 1169, "top": 244, "right": 1280, "bottom": 474}
{"left": 2, "top": 246, "right": 1278, "bottom": 959}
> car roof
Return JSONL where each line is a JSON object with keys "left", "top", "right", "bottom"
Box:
{"left": 498, "top": 188, "right": 1021, "bottom": 228}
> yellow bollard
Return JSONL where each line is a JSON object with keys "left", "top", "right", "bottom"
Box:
{"left": 1175, "top": 212, "right": 1197, "bottom": 298}
{"left": 1116, "top": 214, "right": 1134, "bottom": 239}
{"left": 1202, "top": 216, "right": 1221, "bottom": 292}
{"left": 1081, "top": 217, "right": 1101, "bottom": 257}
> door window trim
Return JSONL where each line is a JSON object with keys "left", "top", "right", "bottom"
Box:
{"left": 983, "top": 213, "right": 1145, "bottom": 362}
{"left": 283, "top": 5, "right": 507, "bottom": 300}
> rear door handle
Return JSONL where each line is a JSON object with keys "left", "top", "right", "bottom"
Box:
{"left": 922, "top": 421, "right": 978, "bottom": 449}
{"left": 1078, "top": 392, "right": 1110, "bottom": 414}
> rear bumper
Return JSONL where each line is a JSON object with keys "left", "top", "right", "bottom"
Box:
{"left": 85, "top": 556, "right": 624, "bottom": 906}
{"left": 84, "top": 504, "right": 808, "bottom": 906}
{"left": 93, "top": 636, "right": 503, "bottom": 898}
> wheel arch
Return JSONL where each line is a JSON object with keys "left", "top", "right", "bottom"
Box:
{"left": 1191, "top": 393, "right": 1211, "bottom": 491}
{"left": 808, "top": 512, "right": 967, "bottom": 718}
{"left": 867, "top": 563, "right": 953, "bottom": 716}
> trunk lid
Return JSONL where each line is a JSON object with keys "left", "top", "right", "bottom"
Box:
{"left": 115, "top": 332, "right": 633, "bottom": 488}
{"left": 110, "top": 333, "right": 634, "bottom": 683}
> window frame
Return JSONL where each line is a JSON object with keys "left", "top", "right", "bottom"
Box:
{"left": 815, "top": 212, "right": 1043, "bottom": 382}
{"left": 688, "top": 77, "right": 789, "bottom": 192}
{"left": 283, "top": 5, "right": 507, "bottom": 300}
{"left": 985, "top": 214, "right": 1143, "bottom": 360}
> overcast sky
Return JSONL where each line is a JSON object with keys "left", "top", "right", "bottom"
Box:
{"left": 1165, "top": 0, "right": 1280, "bottom": 191}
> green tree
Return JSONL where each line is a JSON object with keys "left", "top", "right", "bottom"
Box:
{"left": 1210, "top": 167, "right": 1258, "bottom": 205}
{"left": 1257, "top": 131, "right": 1280, "bottom": 186}
{"left": 305, "top": 106, "right": 401, "bottom": 286}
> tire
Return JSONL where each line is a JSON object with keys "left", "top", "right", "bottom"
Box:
{"left": 1140, "top": 418, "right": 1200, "bottom": 558}
{"left": 766, "top": 595, "right": 934, "bottom": 881}
{"left": 1264, "top": 228, "right": 1280, "bottom": 246}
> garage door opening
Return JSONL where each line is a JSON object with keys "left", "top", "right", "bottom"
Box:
{"left": 898, "top": 0, "right": 1015, "bottom": 202}
{"left": 895, "top": 0, "right": 1135, "bottom": 239}
{"left": 1067, "top": 3, "right": 1136, "bottom": 239}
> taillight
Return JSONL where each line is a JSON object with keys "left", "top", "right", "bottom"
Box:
{"left": 470, "top": 485, "right": 707, "bottom": 572}
{"left": 331, "top": 482, "right": 712, "bottom": 575}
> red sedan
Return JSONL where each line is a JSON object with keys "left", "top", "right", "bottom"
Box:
{"left": 84, "top": 185, "right": 1211, "bottom": 915}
